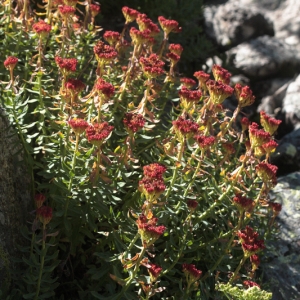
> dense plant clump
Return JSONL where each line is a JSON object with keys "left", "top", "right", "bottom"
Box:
{"left": 0, "top": 1, "right": 280, "bottom": 299}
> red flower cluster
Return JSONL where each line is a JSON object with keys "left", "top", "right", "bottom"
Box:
{"left": 4, "top": 56, "right": 18, "bottom": 69}
{"left": 58, "top": 5, "right": 76, "bottom": 17}
{"left": 173, "top": 116, "right": 199, "bottom": 138}
{"left": 123, "top": 113, "right": 145, "bottom": 133}
{"left": 37, "top": 206, "right": 53, "bottom": 226}
{"left": 55, "top": 56, "right": 77, "bottom": 73}
{"left": 139, "top": 163, "right": 166, "bottom": 200}
{"left": 235, "top": 83, "right": 255, "bottom": 107}
{"left": 260, "top": 111, "right": 282, "bottom": 135}
{"left": 143, "top": 163, "right": 166, "bottom": 179}
{"left": 90, "top": 4, "right": 100, "bottom": 17}
{"left": 94, "top": 78, "right": 115, "bottom": 99}
{"left": 166, "top": 52, "right": 180, "bottom": 65}
{"left": 122, "top": 6, "right": 139, "bottom": 23}
{"left": 237, "top": 226, "right": 265, "bottom": 256}
{"left": 206, "top": 79, "right": 234, "bottom": 105}
{"left": 130, "top": 27, "right": 151, "bottom": 45}
{"left": 158, "top": 16, "right": 181, "bottom": 36}
{"left": 136, "top": 14, "right": 160, "bottom": 36}
{"left": 194, "top": 134, "right": 215, "bottom": 151}
{"left": 249, "top": 122, "right": 271, "bottom": 148}
{"left": 179, "top": 87, "right": 202, "bottom": 110}
{"left": 86, "top": 122, "right": 114, "bottom": 146}
{"left": 262, "top": 140, "right": 278, "bottom": 156}
{"left": 68, "top": 118, "right": 89, "bottom": 135}
{"left": 255, "top": 162, "right": 278, "bottom": 187}
{"left": 32, "top": 20, "right": 51, "bottom": 36}
{"left": 65, "top": 78, "right": 85, "bottom": 93}
{"left": 193, "top": 71, "right": 210, "bottom": 90}
{"left": 136, "top": 214, "right": 166, "bottom": 246}
{"left": 212, "top": 64, "right": 231, "bottom": 85}
{"left": 243, "top": 280, "right": 260, "bottom": 289}
{"left": 139, "top": 54, "right": 165, "bottom": 78}
{"left": 250, "top": 254, "right": 260, "bottom": 271}
{"left": 180, "top": 78, "right": 197, "bottom": 89}
{"left": 269, "top": 202, "right": 282, "bottom": 217}
{"left": 103, "top": 31, "right": 120, "bottom": 47}
{"left": 35, "top": 194, "right": 46, "bottom": 209}
{"left": 222, "top": 142, "right": 235, "bottom": 155}
{"left": 241, "top": 117, "right": 250, "bottom": 131}
{"left": 169, "top": 43, "right": 183, "bottom": 55}
{"left": 182, "top": 264, "right": 202, "bottom": 280}
{"left": 187, "top": 199, "right": 198, "bottom": 211}
{"left": 233, "top": 194, "right": 254, "bottom": 213}
{"left": 148, "top": 263, "right": 162, "bottom": 281}
{"left": 93, "top": 41, "right": 118, "bottom": 64}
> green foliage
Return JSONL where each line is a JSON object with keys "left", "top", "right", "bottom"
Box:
{"left": 216, "top": 282, "right": 272, "bottom": 300}
{"left": 0, "top": 1, "right": 280, "bottom": 299}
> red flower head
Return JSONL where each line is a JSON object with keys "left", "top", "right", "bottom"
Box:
{"left": 262, "top": 140, "right": 278, "bottom": 156}
{"left": 194, "top": 134, "right": 215, "bottom": 151}
{"left": 187, "top": 199, "right": 198, "bottom": 212}
{"left": 93, "top": 41, "right": 118, "bottom": 64}
{"left": 255, "top": 162, "right": 278, "bottom": 187}
{"left": 193, "top": 71, "right": 210, "bottom": 90}
{"left": 130, "top": 27, "right": 151, "bottom": 45}
{"left": 37, "top": 206, "right": 53, "bottom": 226}
{"left": 58, "top": 5, "right": 76, "bottom": 18}
{"left": 139, "top": 54, "right": 165, "bottom": 78}
{"left": 222, "top": 142, "right": 235, "bottom": 155}
{"left": 237, "top": 226, "right": 265, "bottom": 256}
{"left": 90, "top": 4, "right": 101, "bottom": 17}
{"left": 136, "top": 214, "right": 166, "bottom": 246}
{"left": 212, "top": 64, "right": 231, "bottom": 85}
{"left": 250, "top": 254, "right": 260, "bottom": 271}
{"left": 233, "top": 194, "right": 254, "bottom": 213}
{"left": 235, "top": 84, "right": 255, "bottom": 107}
{"left": 206, "top": 79, "right": 234, "bottom": 105}
{"left": 68, "top": 118, "right": 89, "bottom": 135}
{"left": 166, "top": 52, "right": 180, "bottom": 65}
{"left": 85, "top": 122, "right": 114, "bottom": 147}
{"left": 55, "top": 56, "right": 77, "bottom": 75}
{"left": 249, "top": 122, "right": 271, "bottom": 148}
{"left": 35, "top": 194, "right": 46, "bottom": 209}
{"left": 123, "top": 113, "right": 145, "bottom": 134}
{"left": 173, "top": 116, "right": 199, "bottom": 140}
{"left": 243, "top": 280, "right": 260, "bottom": 289}
{"left": 158, "top": 16, "right": 181, "bottom": 36}
{"left": 241, "top": 117, "right": 250, "bottom": 131}
{"left": 143, "top": 163, "right": 166, "bottom": 179}
{"left": 136, "top": 14, "right": 160, "bottom": 36}
{"left": 148, "top": 263, "right": 162, "bottom": 281}
{"left": 32, "top": 20, "right": 51, "bottom": 37}
{"left": 122, "top": 6, "right": 139, "bottom": 24}
{"left": 180, "top": 78, "right": 197, "bottom": 89}
{"left": 182, "top": 264, "right": 202, "bottom": 281}
{"left": 179, "top": 86, "right": 202, "bottom": 111}
{"left": 169, "top": 43, "right": 183, "bottom": 55}
{"left": 94, "top": 78, "right": 115, "bottom": 100}
{"left": 4, "top": 56, "right": 18, "bottom": 70}
{"left": 139, "top": 177, "right": 166, "bottom": 200}
{"left": 260, "top": 111, "right": 282, "bottom": 135}
{"left": 269, "top": 202, "right": 282, "bottom": 217}
{"left": 65, "top": 78, "right": 85, "bottom": 93}
{"left": 103, "top": 31, "right": 120, "bottom": 47}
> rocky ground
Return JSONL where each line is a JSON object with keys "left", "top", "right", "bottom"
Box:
{"left": 203, "top": 0, "right": 300, "bottom": 298}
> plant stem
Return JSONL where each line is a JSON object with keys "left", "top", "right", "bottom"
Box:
{"left": 64, "top": 133, "right": 80, "bottom": 217}
{"left": 229, "top": 256, "right": 247, "bottom": 284}
{"left": 34, "top": 224, "right": 46, "bottom": 300}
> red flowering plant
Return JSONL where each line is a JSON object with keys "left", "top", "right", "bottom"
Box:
{"left": 1, "top": 3, "right": 279, "bottom": 300}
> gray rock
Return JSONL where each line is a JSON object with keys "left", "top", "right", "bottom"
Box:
{"left": 227, "top": 36, "right": 300, "bottom": 78}
{"left": 282, "top": 75, "right": 300, "bottom": 125}
{"left": 263, "top": 172, "right": 300, "bottom": 300}
{"left": 204, "top": 1, "right": 274, "bottom": 47}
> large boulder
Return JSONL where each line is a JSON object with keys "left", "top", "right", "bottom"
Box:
{"left": 263, "top": 172, "right": 300, "bottom": 300}
{"left": 226, "top": 36, "right": 300, "bottom": 78}
{"left": 204, "top": 0, "right": 274, "bottom": 47}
